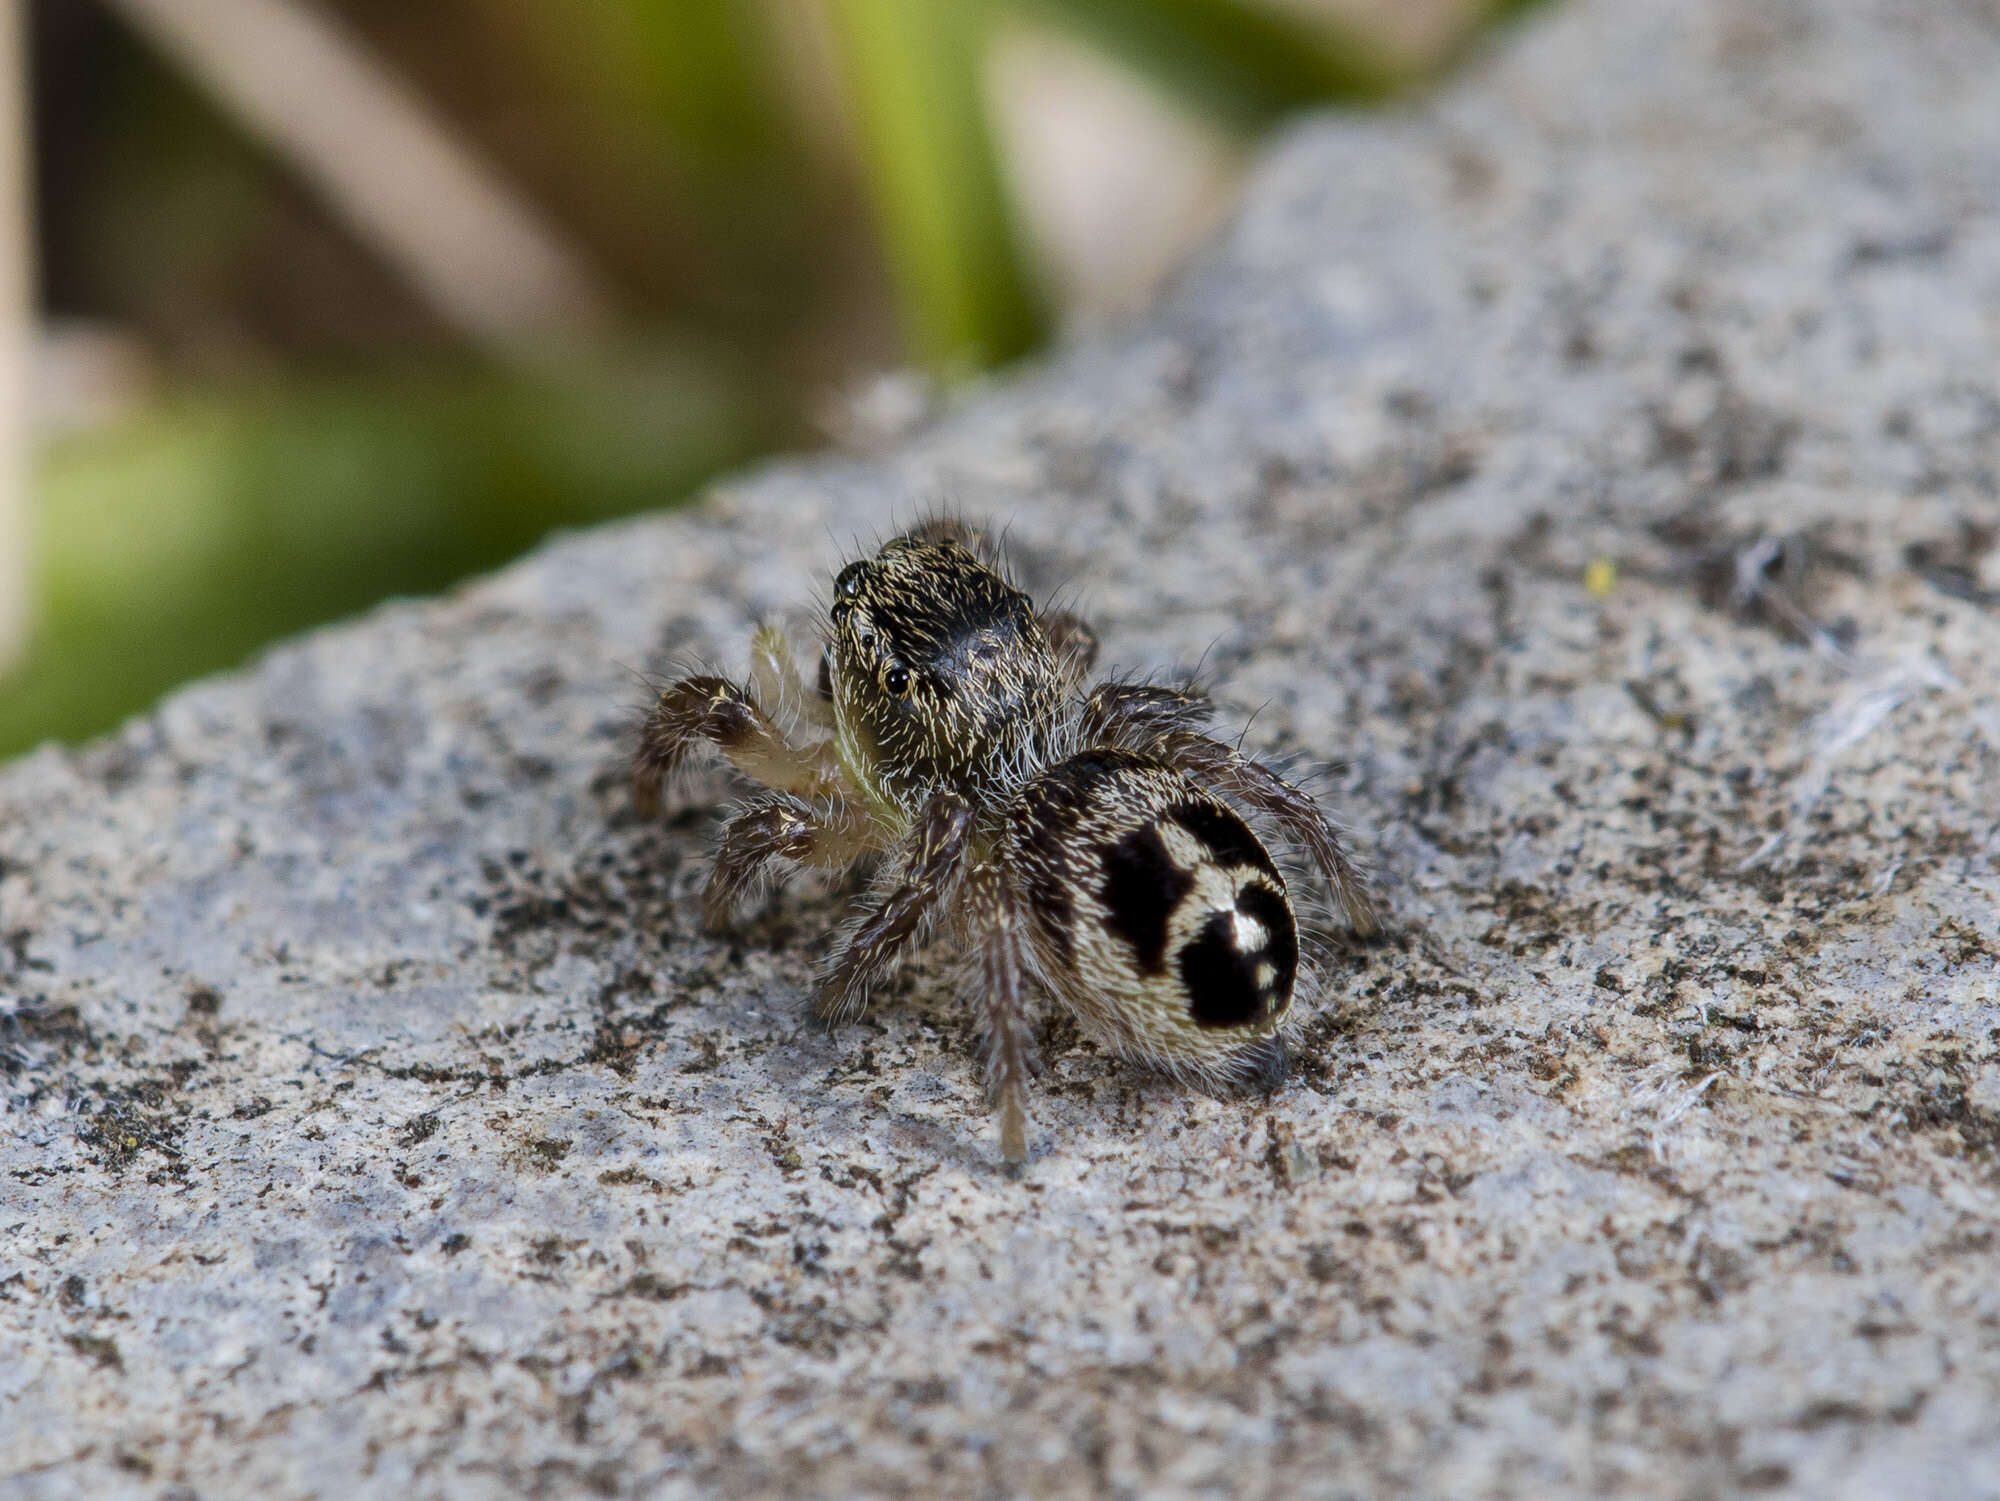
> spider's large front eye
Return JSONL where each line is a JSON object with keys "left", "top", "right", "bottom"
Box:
{"left": 884, "top": 664, "right": 911, "bottom": 696}
{"left": 835, "top": 562, "right": 867, "bottom": 598}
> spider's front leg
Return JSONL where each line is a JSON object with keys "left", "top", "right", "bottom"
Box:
{"left": 1146, "top": 729, "right": 1379, "bottom": 936}
{"left": 965, "top": 864, "right": 1036, "bottom": 1164}
{"left": 703, "top": 795, "right": 882, "bottom": 931}
{"left": 633, "top": 668, "right": 835, "bottom": 815}
{"left": 819, "top": 792, "right": 973, "bottom": 1020}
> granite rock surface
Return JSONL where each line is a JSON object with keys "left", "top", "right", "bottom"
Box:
{"left": 5, "top": 0, "right": 2000, "bottom": 1495}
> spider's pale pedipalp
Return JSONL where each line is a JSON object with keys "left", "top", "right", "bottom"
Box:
{"left": 633, "top": 675, "right": 837, "bottom": 814}
{"left": 703, "top": 795, "right": 881, "bottom": 931}
{"left": 749, "top": 624, "right": 835, "bottom": 734}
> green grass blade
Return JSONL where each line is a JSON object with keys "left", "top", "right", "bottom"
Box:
{"left": 0, "top": 346, "right": 772, "bottom": 755}
{"left": 827, "top": 0, "right": 1044, "bottom": 370}
{"left": 1014, "top": 0, "right": 1407, "bottom": 129}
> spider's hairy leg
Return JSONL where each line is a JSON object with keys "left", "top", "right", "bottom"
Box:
{"left": 1042, "top": 611, "right": 1100, "bottom": 684}
{"left": 703, "top": 795, "right": 882, "bottom": 931}
{"left": 820, "top": 792, "right": 974, "bottom": 1021}
{"left": 904, "top": 514, "right": 989, "bottom": 553}
{"left": 749, "top": 624, "right": 835, "bottom": 734}
{"left": 633, "top": 675, "right": 837, "bottom": 815}
{"left": 965, "top": 864, "right": 1036, "bottom": 1164}
{"left": 1147, "top": 729, "right": 1379, "bottom": 936}
{"left": 1081, "top": 681, "right": 1216, "bottom": 748}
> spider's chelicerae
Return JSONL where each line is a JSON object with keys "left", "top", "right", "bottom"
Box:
{"left": 634, "top": 520, "right": 1377, "bottom": 1162}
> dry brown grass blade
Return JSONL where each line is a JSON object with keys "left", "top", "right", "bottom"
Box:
{"left": 104, "top": 0, "right": 612, "bottom": 359}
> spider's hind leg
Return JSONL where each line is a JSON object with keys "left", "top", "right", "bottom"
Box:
{"left": 1146, "top": 730, "right": 1378, "bottom": 936}
{"left": 1082, "top": 681, "right": 1217, "bottom": 746}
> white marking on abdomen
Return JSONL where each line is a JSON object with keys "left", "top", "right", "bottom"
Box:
{"left": 1230, "top": 910, "right": 1266, "bottom": 951}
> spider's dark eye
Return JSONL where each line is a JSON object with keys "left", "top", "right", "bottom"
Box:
{"left": 884, "top": 664, "right": 911, "bottom": 696}
{"left": 830, "top": 600, "right": 851, "bottom": 624}
{"left": 835, "top": 562, "right": 867, "bottom": 598}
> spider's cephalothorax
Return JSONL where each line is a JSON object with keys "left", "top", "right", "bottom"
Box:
{"left": 635, "top": 521, "right": 1376, "bottom": 1163}
{"left": 826, "top": 533, "right": 1066, "bottom": 811}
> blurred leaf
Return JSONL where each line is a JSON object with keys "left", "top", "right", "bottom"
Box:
{"left": 55, "top": 30, "right": 286, "bottom": 358}
{"left": 616, "top": 2, "right": 785, "bottom": 163}
{"left": 1013, "top": 0, "right": 1405, "bottom": 129}
{"left": 0, "top": 345, "right": 775, "bottom": 755}
{"left": 13, "top": 0, "right": 1567, "bottom": 758}
{"left": 827, "top": 0, "right": 1044, "bottom": 370}
{"left": 471, "top": 0, "right": 820, "bottom": 329}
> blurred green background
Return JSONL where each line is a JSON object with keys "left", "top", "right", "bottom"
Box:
{"left": 7, "top": 0, "right": 1538, "bottom": 757}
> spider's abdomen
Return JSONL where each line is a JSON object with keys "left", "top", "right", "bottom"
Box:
{"left": 1008, "top": 749, "right": 1298, "bottom": 1078}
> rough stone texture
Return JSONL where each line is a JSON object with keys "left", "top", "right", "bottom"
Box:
{"left": 6, "top": 0, "right": 2000, "bottom": 1494}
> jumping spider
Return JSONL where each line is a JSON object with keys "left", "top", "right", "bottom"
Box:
{"left": 634, "top": 520, "right": 1376, "bottom": 1162}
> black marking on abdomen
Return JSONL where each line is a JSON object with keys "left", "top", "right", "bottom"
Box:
{"left": 1181, "top": 878, "right": 1298, "bottom": 1031}
{"left": 1166, "top": 799, "right": 1280, "bottom": 881}
{"left": 1237, "top": 881, "right": 1297, "bottom": 993}
{"left": 1098, "top": 825, "right": 1193, "bottom": 976}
